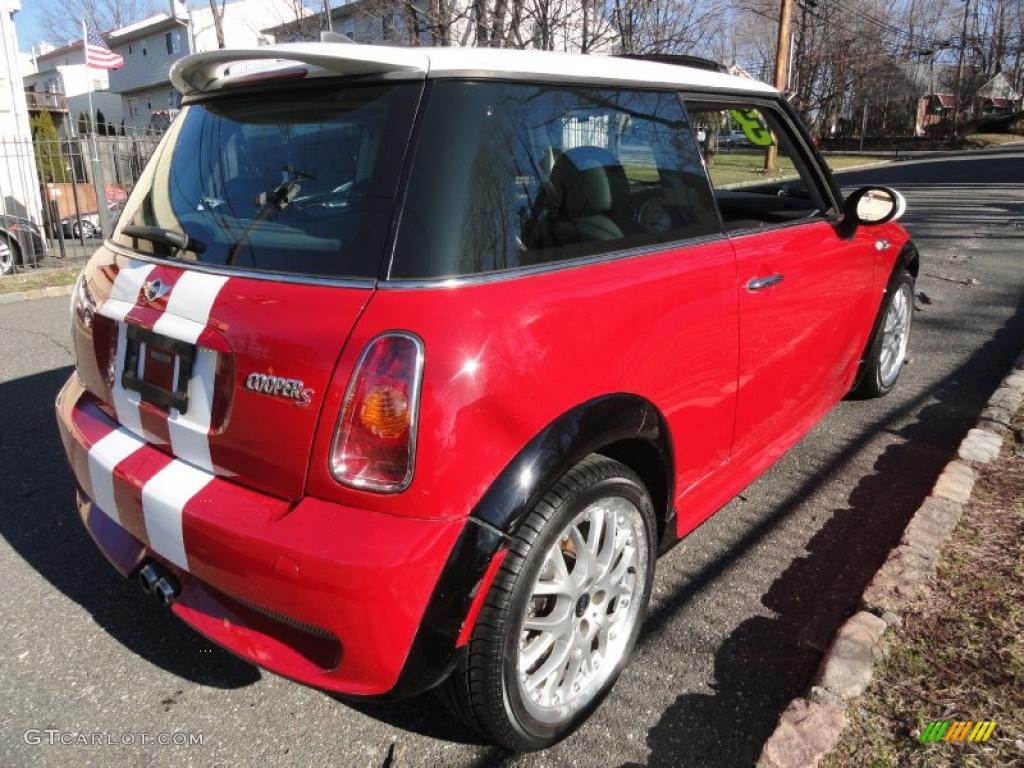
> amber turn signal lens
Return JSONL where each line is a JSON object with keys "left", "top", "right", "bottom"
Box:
{"left": 359, "top": 385, "right": 409, "bottom": 439}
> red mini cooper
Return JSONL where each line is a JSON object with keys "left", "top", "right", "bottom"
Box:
{"left": 57, "top": 44, "right": 916, "bottom": 750}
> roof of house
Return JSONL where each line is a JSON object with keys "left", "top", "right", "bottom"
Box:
{"left": 106, "top": 12, "right": 184, "bottom": 42}
{"left": 261, "top": 0, "right": 366, "bottom": 37}
{"left": 170, "top": 42, "right": 777, "bottom": 96}
{"left": 31, "top": 40, "right": 83, "bottom": 61}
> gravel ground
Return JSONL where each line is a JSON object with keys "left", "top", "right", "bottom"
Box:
{"left": 1, "top": 149, "right": 1022, "bottom": 768}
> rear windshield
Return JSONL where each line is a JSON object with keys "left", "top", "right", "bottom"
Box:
{"left": 113, "top": 83, "right": 420, "bottom": 279}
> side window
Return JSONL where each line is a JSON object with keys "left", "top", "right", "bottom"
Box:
{"left": 391, "top": 81, "right": 721, "bottom": 279}
{"left": 684, "top": 100, "right": 832, "bottom": 233}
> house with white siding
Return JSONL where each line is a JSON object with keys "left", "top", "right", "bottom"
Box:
{"left": 0, "top": 0, "right": 44, "bottom": 224}
{"left": 24, "top": 41, "right": 124, "bottom": 136}
{"left": 107, "top": 0, "right": 300, "bottom": 134}
{"left": 262, "top": 0, "right": 611, "bottom": 52}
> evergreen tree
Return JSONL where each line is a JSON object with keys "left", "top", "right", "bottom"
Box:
{"left": 77, "top": 111, "right": 93, "bottom": 135}
{"left": 95, "top": 109, "right": 108, "bottom": 136}
{"left": 30, "top": 111, "right": 68, "bottom": 183}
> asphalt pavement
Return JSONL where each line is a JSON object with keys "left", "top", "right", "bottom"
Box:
{"left": 1, "top": 149, "right": 1022, "bottom": 768}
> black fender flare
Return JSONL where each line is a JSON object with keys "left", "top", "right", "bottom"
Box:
{"left": 386, "top": 393, "right": 674, "bottom": 697}
{"left": 852, "top": 239, "right": 920, "bottom": 390}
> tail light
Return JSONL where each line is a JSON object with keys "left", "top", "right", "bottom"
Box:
{"left": 330, "top": 333, "right": 424, "bottom": 492}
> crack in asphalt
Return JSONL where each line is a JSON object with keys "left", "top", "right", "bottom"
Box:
{"left": 0, "top": 323, "right": 73, "bottom": 358}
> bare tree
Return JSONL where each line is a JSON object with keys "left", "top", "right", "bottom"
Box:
{"left": 38, "top": 0, "right": 156, "bottom": 44}
{"left": 209, "top": 0, "right": 227, "bottom": 48}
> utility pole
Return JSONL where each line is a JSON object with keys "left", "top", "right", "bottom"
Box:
{"left": 954, "top": 0, "right": 970, "bottom": 132}
{"left": 766, "top": 0, "right": 795, "bottom": 172}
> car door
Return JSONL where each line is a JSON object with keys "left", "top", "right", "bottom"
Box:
{"left": 686, "top": 98, "right": 876, "bottom": 462}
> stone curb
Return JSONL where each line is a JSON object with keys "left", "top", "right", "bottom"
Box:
{"left": 756, "top": 348, "right": 1024, "bottom": 768}
{"left": 0, "top": 284, "right": 74, "bottom": 305}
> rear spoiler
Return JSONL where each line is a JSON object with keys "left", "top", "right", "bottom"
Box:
{"left": 170, "top": 43, "right": 429, "bottom": 97}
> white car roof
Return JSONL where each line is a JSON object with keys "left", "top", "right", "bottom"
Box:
{"left": 170, "top": 43, "right": 777, "bottom": 98}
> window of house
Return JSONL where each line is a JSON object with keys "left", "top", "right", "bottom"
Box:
{"left": 391, "top": 81, "right": 720, "bottom": 279}
{"left": 342, "top": 19, "right": 355, "bottom": 39}
{"left": 128, "top": 44, "right": 133, "bottom": 54}
{"left": 684, "top": 100, "right": 832, "bottom": 233}
{"left": 382, "top": 12, "right": 396, "bottom": 40}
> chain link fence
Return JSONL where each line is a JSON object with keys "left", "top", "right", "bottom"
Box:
{"left": 0, "top": 133, "right": 162, "bottom": 278}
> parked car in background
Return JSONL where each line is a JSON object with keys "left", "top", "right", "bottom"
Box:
{"left": 57, "top": 44, "right": 917, "bottom": 751}
{"left": 717, "top": 128, "right": 753, "bottom": 148}
{"left": 0, "top": 214, "right": 45, "bottom": 276}
{"left": 60, "top": 203, "right": 123, "bottom": 240}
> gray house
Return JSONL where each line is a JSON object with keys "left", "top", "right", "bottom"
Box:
{"left": 107, "top": 0, "right": 299, "bottom": 134}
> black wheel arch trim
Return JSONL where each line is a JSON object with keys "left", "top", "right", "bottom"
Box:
{"left": 385, "top": 393, "right": 675, "bottom": 698}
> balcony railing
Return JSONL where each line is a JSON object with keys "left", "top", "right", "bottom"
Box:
{"left": 25, "top": 91, "right": 69, "bottom": 112}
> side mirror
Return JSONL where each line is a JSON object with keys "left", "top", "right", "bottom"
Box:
{"left": 837, "top": 186, "right": 906, "bottom": 238}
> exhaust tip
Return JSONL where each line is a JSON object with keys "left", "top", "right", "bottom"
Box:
{"left": 138, "top": 563, "right": 163, "bottom": 594}
{"left": 155, "top": 576, "right": 181, "bottom": 606}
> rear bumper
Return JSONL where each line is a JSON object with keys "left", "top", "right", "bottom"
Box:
{"left": 56, "top": 374, "right": 465, "bottom": 696}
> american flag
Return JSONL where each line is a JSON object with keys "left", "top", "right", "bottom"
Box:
{"left": 84, "top": 22, "right": 123, "bottom": 69}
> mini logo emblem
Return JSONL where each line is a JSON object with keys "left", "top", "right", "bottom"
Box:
{"left": 143, "top": 279, "right": 170, "bottom": 303}
{"left": 245, "top": 372, "right": 313, "bottom": 406}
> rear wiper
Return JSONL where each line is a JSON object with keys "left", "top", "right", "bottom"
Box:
{"left": 122, "top": 224, "right": 206, "bottom": 256}
{"left": 226, "top": 166, "right": 315, "bottom": 266}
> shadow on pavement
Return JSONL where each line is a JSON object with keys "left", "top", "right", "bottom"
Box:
{"left": 0, "top": 366, "right": 259, "bottom": 690}
{"left": 621, "top": 290, "right": 1024, "bottom": 767}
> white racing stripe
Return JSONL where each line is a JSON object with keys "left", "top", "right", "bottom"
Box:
{"left": 87, "top": 427, "right": 146, "bottom": 525}
{"left": 141, "top": 460, "right": 214, "bottom": 571}
{"left": 111, "top": 326, "right": 148, "bottom": 437}
{"left": 104, "top": 260, "right": 155, "bottom": 319}
{"left": 153, "top": 271, "right": 229, "bottom": 473}
{"left": 87, "top": 265, "right": 228, "bottom": 571}
{"left": 101, "top": 260, "right": 156, "bottom": 440}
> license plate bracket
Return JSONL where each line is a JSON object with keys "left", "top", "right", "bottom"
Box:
{"left": 122, "top": 325, "right": 195, "bottom": 412}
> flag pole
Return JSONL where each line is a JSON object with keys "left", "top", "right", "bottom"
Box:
{"left": 82, "top": 18, "right": 111, "bottom": 238}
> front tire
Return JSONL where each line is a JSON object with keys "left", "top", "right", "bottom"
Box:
{"left": 852, "top": 270, "right": 914, "bottom": 398}
{"left": 73, "top": 220, "right": 95, "bottom": 239}
{"left": 441, "top": 455, "right": 656, "bottom": 751}
{"left": 0, "top": 235, "right": 18, "bottom": 276}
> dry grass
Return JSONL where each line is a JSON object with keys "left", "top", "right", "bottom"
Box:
{"left": 624, "top": 152, "right": 889, "bottom": 188}
{"left": 0, "top": 265, "right": 80, "bottom": 295}
{"left": 823, "top": 407, "right": 1024, "bottom": 767}
{"left": 963, "top": 133, "right": 1024, "bottom": 148}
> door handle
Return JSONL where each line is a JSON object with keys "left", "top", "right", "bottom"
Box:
{"left": 747, "top": 274, "right": 785, "bottom": 292}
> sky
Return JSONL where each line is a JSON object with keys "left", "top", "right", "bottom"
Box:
{"left": 14, "top": 1, "right": 58, "bottom": 53}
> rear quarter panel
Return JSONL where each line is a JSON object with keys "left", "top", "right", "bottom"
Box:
{"left": 307, "top": 241, "right": 740, "bottom": 522}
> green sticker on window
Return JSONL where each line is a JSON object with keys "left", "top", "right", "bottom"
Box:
{"left": 729, "top": 109, "right": 775, "bottom": 147}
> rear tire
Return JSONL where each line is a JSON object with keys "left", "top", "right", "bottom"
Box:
{"left": 440, "top": 454, "right": 656, "bottom": 751}
{"left": 852, "top": 270, "right": 914, "bottom": 398}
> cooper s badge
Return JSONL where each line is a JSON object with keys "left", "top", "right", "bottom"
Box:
{"left": 245, "top": 372, "right": 314, "bottom": 406}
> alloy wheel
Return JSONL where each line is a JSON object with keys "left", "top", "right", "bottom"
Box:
{"left": 879, "top": 282, "right": 912, "bottom": 388}
{"left": 0, "top": 238, "right": 12, "bottom": 276}
{"left": 515, "top": 496, "right": 647, "bottom": 724}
